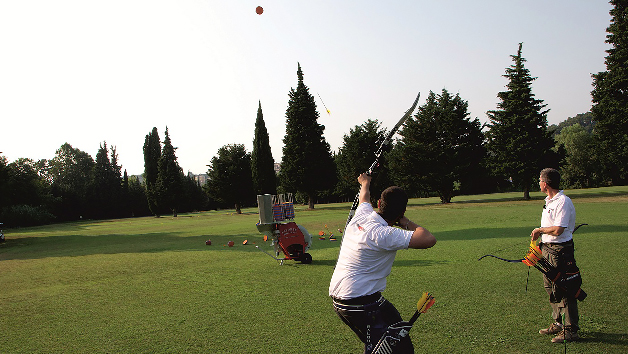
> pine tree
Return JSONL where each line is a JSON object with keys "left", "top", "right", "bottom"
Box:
{"left": 143, "top": 127, "right": 161, "bottom": 215}
{"left": 128, "top": 176, "right": 151, "bottom": 217}
{"left": 591, "top": 0, "right": 628, "bottom": 185}
{"left": 335, "top": 119, "right": 388, "bottom": 202}
{"left": 486, "top": 43, "right": 554, "bottom": 199}
{"left": 121, "top": 169, "right": 130, "bottom": 217}
{"left": 393, "top": 90, "right": 485, "bottom": 203}
{"left": 91, "top": 142, "right": 122, "bottom": 219}
{"left": 280, "top": 63, "right": 336, "bottom": 208}
{"left": 251, "top": 101, "right": 277, "bottom": 195}
{"left": 155, "top": 127, "right": 184, "bottom": 217}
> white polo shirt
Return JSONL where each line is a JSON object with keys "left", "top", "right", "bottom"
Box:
{"left": 329, "top": 202, "right": 413, "bottom": 300}
{"left": 541, "top": 190, "right": 576, "bottom": 244}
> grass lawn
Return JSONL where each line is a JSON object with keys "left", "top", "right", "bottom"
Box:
{"left": 1, "top": 186, "right": 627, "bottom": 353}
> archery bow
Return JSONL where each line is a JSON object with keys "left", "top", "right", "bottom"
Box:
{"left": 344, "top": 92, "right": 421, "bottom": 230}
{"left": 478, "top": 224, "right": 588, "bottom": 301}
{"left": 477, "top": 224, "right": 588, "bottom": 263}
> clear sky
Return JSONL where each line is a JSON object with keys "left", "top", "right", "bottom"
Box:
{"left": 0, "top": 1, "right": 613, "bottom": 176}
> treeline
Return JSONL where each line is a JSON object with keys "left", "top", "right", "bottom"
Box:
{"left": 2, "top": 2, "right": 627, "bottom": 227}
{"left": 0, "top": 139, "right": 209, "bottom": 227}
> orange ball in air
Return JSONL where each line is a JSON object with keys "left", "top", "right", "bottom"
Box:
{"left": 256, "top": 6, "right": 263, "bottom": 15}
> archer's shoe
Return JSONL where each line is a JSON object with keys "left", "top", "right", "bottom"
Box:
{"left": 539, "top": 323, "right": 562, "bottom": 335}
{"left": 551, "top": 330, "right": 579, "bottom": 343}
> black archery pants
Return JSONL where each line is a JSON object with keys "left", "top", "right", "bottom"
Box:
{"left": 541, "top": 241, "right": 580, "bottom": 333}
{"left": 332, "top": 294, "right": 414, "bottom": 354}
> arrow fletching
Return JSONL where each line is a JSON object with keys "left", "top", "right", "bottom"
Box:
{"left": 416, "top": 292, "right": 435, "bottom": 313}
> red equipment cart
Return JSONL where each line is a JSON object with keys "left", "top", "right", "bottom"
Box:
{"left": 255, "top": 194, "right": 312, "bottom": 264}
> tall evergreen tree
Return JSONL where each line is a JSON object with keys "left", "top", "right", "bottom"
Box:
{"left": 251, "top": 101, "right": 277, "bottom": 195}
{"left": 128, "top": 176, "right": 151, "bottom": 217}
{"left": 280, "top": 63, "right": 336, "bottom": 209}
{"left": 205, "top": 144, "right": 254, "bottom": 214}
{"left": 486, "top": 43, "right": 554, "bottom": 199}
{"left": 393, "top": 89, "right": 485, "bottom": 203}
{"left": 591, "top": 0, "right": 628, "bottom": 185}
{"left": 121, "top": 169, "right": 131, "bottom": 217}
{"left": 91, "top": 142, "right": 123, "bottom": 219}
{"left": 335, "top": 119, "right": 388, "bottom": 202}
{"left": 181, "top": 174, "right": 209, "bottom": 213}
{"left": 143, "top": 127, "right": 161, "bottom": 215}
{"left": 155, "top": 127, "right": 184, "bottom": 217}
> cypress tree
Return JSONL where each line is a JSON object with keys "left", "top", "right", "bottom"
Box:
{"left": 155, "top": 127, "right": 184, "bottom": 217}
{"left": 486, "top": 43, "right": 554, "bottom": 199}
{"left": 91, "top": 142, "right": 122, "bottom": 219}
{"left": 280, "top": 63, "right": 336, "bottom": 208}
{"left": 251, "top": 101, "right": 277, "bottom": 195}
{"left": 591, "top": 0, "right": 628, "bottom": 185}
{"left": 143, "top": 127, "right": 161, "bottom": 215}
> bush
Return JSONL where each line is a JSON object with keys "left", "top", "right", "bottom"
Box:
{"left": 0, "top": 204, "right": 55, "bottom": 227}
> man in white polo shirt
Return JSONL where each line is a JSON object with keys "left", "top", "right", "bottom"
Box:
{"left": 531, "top": 168, "right": 581, "bottom": 343}
{"left": 330, "top": 173, "right": 436, "bottom": 353}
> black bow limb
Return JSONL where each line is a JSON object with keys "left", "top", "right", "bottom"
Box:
{"left": 477, "top": 254, "right": 522, "bottom": 263}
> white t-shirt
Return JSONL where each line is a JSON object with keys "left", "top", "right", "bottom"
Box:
{"left": 329, "top": 202, "right": 413, "bottom": 299}
{"left": 541, "top": 191, "right": 576, "bottom": 244}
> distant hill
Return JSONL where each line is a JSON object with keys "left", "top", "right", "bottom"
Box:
{"left": 550, "top": 112, "right": 595, "bottom": 136}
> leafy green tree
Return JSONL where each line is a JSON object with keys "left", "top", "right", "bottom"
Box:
{"left": 280, "top": 63, "right": 336, "bottom": 208}
{"left": 205, "top": 144, "right": 254, "bottom": 214}
{"left": 392, "top": 90, "right": 485, "bottom": 203}
{"left": 155, "top": 127, "right": 184, "bottom": 217}
{"left": 554, "top": 124, "right": 601, "bottom": 188}
{"left": 0, "top": 158, "right": 55, "bottom": 226}
{"left": 251, "top": 101, "right": 277, "bottom": 195}
{"left": 550, "top": 112, "right": 595, "bottom": 137}
{"left": 48, "top": 143, "right": 95, "bottom": 221}
{"left": 335, "top": 119, "right": 389, "bottom": 202}
{"left": 5, "top": 158, "right": 53, "bottom": 207}
{"left": 486, "top": 43, "right": 555, "bottom": 199}
{"left": 143, "top": 127, "right": 161, "bottom": 215}
{"left": 591, "top": 0, "right": 628, "bottom": 185}
{"left": 0, "top": 156, "right": 10, "bottom": 211}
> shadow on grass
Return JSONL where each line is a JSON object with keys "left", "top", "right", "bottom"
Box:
{"left": 404, "top": 188, "right": 628, "bottom": 207}
{"left": 435, "top": 224, "right": 628, "bottom": 242}
{"left": 580, "top": 331, "right": 628, "bottom": 346}
{"left": 393, "top": 259, "right": 448, "bottom": 267}
{"left": 3, "top": 222, "right": 625, "bottom": 262}
{"left": 0, "top": 231, "right": 273, "bottom": 261}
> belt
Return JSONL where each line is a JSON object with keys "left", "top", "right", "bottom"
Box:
{"left": 332, "top": 292, "right": 382, "bottom": 306}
